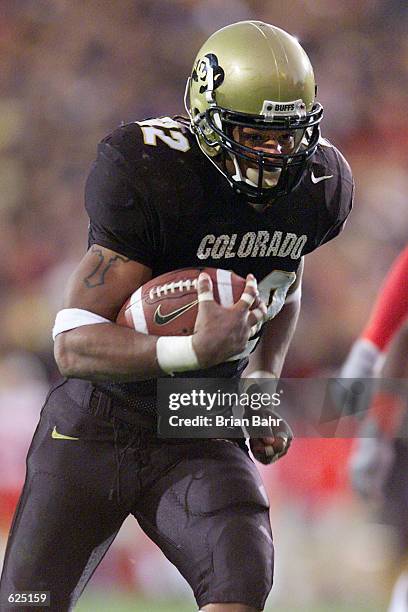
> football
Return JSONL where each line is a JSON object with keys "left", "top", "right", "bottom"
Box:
{"left": 116, "top": 267, "right": 249, "bottom": 336}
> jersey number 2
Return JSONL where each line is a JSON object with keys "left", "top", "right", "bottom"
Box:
{"left": 258, "top": 270, "right": 296, "bottom": 319}
{"left": 138, "top": 117, "right": 190, "bottom": 152}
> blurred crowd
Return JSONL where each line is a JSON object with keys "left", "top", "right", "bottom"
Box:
{"left": 0, "top": 0, "right": 407, "bottom": 608}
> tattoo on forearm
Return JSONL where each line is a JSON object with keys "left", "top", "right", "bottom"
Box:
{"left": 83, "top": 247, "right": 130, "bottom": 288}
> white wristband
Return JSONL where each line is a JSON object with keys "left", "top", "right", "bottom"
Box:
{"left": 156, "top": 336, "right": 200, "bottom": 374}
{"left": 52, "top": 308, "right": 112, "bottom": 340}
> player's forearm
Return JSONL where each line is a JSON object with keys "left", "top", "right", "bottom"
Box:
{"left": 245, "top": 300, "right": 301, "bottom": 378}
{"left": 362, "top": 247, "right": 408, "bottom": 351}
{"left": 341, "top": 250, "right": 408, "bottom": 380}
{"left": 54, "top": 323, "right": 161, "bottom": 382}
{"left": 362, "top": 322, "right": 408, "bottom": 438}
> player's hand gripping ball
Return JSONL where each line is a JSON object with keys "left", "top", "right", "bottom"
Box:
{"left": 117, "top": 267, "right": 264, "bottom": 337}
{"left": 250, "top": 423, "right": 293, "bottom": 465}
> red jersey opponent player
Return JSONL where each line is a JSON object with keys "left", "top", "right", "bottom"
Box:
{"left": 340, "top": 247, "right": 408, "bottom": 612}
{"left": 0, "top": 22, "right": 354, "bottom": 612}
{"left": 341, "top": 246, "right": 408, "bottom": 387}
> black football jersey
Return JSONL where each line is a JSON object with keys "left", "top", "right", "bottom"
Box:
{"left": 84, "top": 116, "right": 354, "bottom": 417}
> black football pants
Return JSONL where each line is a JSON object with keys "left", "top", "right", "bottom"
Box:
{"left": 0, "top": 379, "right": 273, "bottom": 611}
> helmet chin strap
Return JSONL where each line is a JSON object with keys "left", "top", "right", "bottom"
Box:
{"left": 230, "top": 154, "right": 251, "bottom": 184}
{"left": 247, "top": 166, "right": 281, "bottom": 187}
{"left": 230, "top": 154, "right": 281, "bottom": 188}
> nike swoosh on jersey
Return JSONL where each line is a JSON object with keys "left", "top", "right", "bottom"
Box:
{"left": 154, "top": 299, "right": 199, "bottom": 326}
{"left": 311, "top": 171, "right": 334, "bottom": 184}
{"left": 51, "top": 426, "right": 79, "bottom": 440}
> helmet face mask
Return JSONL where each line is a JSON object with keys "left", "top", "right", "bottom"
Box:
{"left": 185, "top": 21, "right": 324, "bottom": 203}
{"left": 201, "top": 105, "right": 323, "bottom": 201}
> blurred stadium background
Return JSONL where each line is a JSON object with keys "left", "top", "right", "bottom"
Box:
{"left": 1, "top": 1, "right": 407, "bottom": 610}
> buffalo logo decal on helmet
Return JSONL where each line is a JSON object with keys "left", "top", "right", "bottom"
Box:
{"left": 192, "top": 53, "right": 225, "bottom": 95}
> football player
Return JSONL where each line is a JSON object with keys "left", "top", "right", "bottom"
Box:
{"left": 0, "top": 21, "right": 354, "bottom": 612}
{"left": 339, "top": 247, "right": 408, "bottom": 612}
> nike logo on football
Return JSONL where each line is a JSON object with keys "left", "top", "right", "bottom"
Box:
{"left": 51, "top": 426, "right": 79, "bottom": 441}
{"left": 154, "top": 300, "right": 198, "bottom": 326}
{"left": 311, "top": 171, "right": 333, "bottom": 184}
